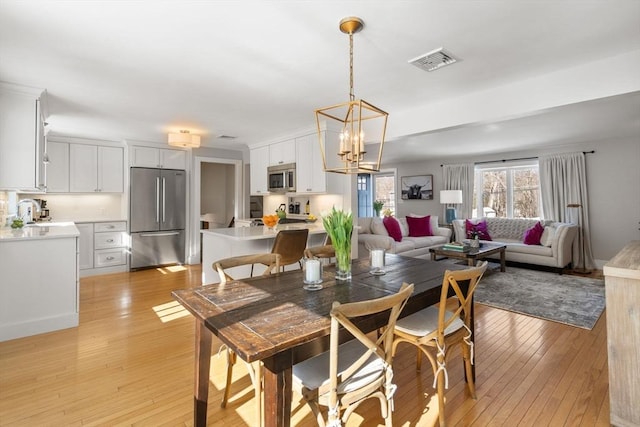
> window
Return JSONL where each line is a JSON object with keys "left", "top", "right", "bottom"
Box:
{"left": 357, "top": 172, "right": 396, "bottom": 217}
{"left": 474, "top": 162, "right": 540, "bottom": 219}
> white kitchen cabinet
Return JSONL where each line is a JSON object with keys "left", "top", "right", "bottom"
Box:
{"left": 69, "top": 145, "right": 123, "bottom": 193}
{"left": 76, "top": 223, "right": 94, "bottom": 270}
{"left": 0, "top": 232, "right": 79, "bottom": 342}
{"left": 295, "top": 132, "right": 343, "bottom": 194}
{"left": 130, "top": 146, "right": 186, "bottom": 169}
{"left": 269, "top": 139, "right": 296, "bottom": 166}
{"left": 0, "top": 83, "right": 46, "bottom": 191}
{"left": 250, "top": 145, "right": 270, "bottom": 195}
{"left": 78, "top": 221, "right": 128, "bottom": 276}
{"left": 45, "top": 141, "right": 70, "bottom": 192}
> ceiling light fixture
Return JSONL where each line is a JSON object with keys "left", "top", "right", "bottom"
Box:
{"left": 315, "top": 16, "right": 388, "bottom": 174}
{"left": 168, "top": 130, "right": 200, "bottom": 148}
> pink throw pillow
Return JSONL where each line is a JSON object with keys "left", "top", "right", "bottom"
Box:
{"left": 523, "top": 221, "right": 544, "bottom": 245}
{"left": 383, "top": 216, "right": 403, "bottom": 242}
{"left": 465, "top": 219, "right": 492, "bottom": 241}
{"left": 406, "top": 215, "right": 433, "bottom": 237}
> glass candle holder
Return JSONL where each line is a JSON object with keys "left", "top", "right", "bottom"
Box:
{"left": 369, "top": 248, "right": 386, "bottom": 275}
{"left": 303, "top": 257, "right": 323, "bottom": 290}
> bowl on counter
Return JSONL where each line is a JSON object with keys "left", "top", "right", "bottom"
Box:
{"left": 262, "top": 214, "right": 280, "bottom": 231}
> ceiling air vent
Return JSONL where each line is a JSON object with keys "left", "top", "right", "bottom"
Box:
{"left": 408, "top": 47, "right": 460, "bottom": 72}
{"left": 216, "top": 135, "right": 237, "bottom": 140}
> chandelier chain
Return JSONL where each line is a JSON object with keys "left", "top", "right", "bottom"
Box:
{"left": 349, "top": 32, "right": 355, "bottom": 102}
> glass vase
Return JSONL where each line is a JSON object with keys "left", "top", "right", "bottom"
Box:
{"left": 335, "top": 246, "right": 352, "bottom": 281}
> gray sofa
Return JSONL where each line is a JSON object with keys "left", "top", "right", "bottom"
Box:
{"left": 357, "top": 216, "right": 452, "bottom": 258}
{"left": 452, "top": 217, "right": 578, "bottom": 270}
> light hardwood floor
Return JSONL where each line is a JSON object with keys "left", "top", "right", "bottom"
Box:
{"left": 0, "top": 265, "right": 609, "bottom": 426}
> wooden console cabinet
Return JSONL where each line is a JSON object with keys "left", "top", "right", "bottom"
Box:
{"left": 603, "top": 240, "right": 640, "bottom": 427}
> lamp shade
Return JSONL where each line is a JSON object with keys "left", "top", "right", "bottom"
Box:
{"left": 168, "top": 130, "right": 200, "bottom": 148}
{"left": 440, "top": 190, "right": 463, "bottom": 204}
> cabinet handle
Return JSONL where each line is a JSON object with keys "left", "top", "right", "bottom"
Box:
{"left": 106, "top": 239, "right": 114, "bottom": 243}
{"left": 107, "top": 225, "right": 114, "bottom": 229}
{"left": 106, "top": 256, "right": 115, "bottom": 261}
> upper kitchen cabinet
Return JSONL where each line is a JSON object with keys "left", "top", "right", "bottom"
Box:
{"left": 45, "top": 141, "right": 70, "bottom": 192}
{"left": 0, "top": 82, "right": 47, "bottom": 191}
{"left": 269, "top": 139, "right": 295, "bottom": 166}
{"left": 295, "top": 132, "right": 342, "bottom": 194}
{"left": 130, "top": 146, "right": 186, "bottom": 169}
{"left": 250, "top": 145, "right": 270, "bottom": 194}
{"left": 69, "top": 144, "right": 123, "bottom": 193}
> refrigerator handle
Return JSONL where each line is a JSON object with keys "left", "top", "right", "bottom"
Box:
{"left": 155, "top": 177, "right": 160, "bottom": 223}
{"left": 162, "top": 177, "right": 166, "bottom": 223}
{"left": 140, "top": 231, "right": 180, "bottom": 237}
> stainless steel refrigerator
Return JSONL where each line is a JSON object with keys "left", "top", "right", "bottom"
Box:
{"left": 130, "top": 167, "right": 186, "bottom": 269}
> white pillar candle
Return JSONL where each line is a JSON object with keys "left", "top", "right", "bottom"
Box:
{"left": 371, "top": 249, "right": 385, "bottom": 269}
{"left": 305, "top": 259, "right": 321, "bottom": 282}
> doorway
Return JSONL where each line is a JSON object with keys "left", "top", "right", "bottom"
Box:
{"left": 191, "top": 156, "right": 243, "bottom": 264}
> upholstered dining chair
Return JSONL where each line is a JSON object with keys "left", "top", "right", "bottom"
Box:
{"left": 391, "top": 261, "right": 488, "bottom": 427}
{"left": 292, "top": 282, "right": 414, "bottom": 427}
{"left": 213, "top": 253, "right": 281, "bottom": 427}
{"left": 270, "top": 228, "right": 309, "bottom": 271}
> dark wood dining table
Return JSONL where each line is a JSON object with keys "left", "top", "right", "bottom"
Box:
{"left": 172, "top": 254, "right": 470, "bottom": 427}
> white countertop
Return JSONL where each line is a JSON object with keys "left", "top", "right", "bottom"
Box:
{"left": 0, "top": 222, "right": 80, "bottom": 241}
{"left": 201, "top": 223, "right": 326, "bottom": 241}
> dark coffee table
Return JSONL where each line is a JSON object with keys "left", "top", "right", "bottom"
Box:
{"left": 430, "top": 243, "right": 507, "bottom": 272}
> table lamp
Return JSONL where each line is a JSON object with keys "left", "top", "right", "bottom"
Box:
{"left": 440, "top": 190, "right": 463, "bottom": 224}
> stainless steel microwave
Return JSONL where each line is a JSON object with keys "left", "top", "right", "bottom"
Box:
{"left": 267, "top": 163, "right": 296, "bottom": 193}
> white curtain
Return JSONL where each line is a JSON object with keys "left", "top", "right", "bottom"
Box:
{"left": 442, "top": 163, "right": 475, "bottom": 220}
{"left": 539, "top": 152, "right": 595, "bottom": 270}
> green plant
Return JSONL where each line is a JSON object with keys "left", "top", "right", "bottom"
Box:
{"left": 373, "top": 200, "right": 384, "bottom": 211}
{"left": 322, "top": 207, "right": 353, "bottom": 275}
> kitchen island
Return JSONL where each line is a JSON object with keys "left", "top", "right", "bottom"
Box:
{"left": 201, "top": 223, "right": 327, "bottom": 284}
{"left": 0, "top": 222, "right": 79, "bottom": 341}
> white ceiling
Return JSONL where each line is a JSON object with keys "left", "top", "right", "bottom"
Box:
{"left": 1, "top": 1, "right": 639, "bottom": 162}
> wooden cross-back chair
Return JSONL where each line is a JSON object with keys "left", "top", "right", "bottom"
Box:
{"left": 213, "top": 253, "right": 281, "bottom": 427}
{"left": 292, "top": 282, "right": 414, "bottom": 427}
{"left": 391, "top": 261, "right": 488, "bottom": 427}
{"left": 304, "top": 235, "right": 335, "bottom": 264}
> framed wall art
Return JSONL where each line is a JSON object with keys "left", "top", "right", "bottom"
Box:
{"left": 401, "top": 174, "right": 433, "bottom": 200}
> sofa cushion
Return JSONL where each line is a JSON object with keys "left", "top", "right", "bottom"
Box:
{"left": 390, "top": 239, "right": 418, "bottom": 253}
{"left": 404, "top": 236, "right": 445, "bottom": 249}
{"left": 505, "top": 242, "right": 553, "bottom": 256}
{"left": 466, "top": 219, "right": 492, "bottom": 240}
{"left": 409, "top": 214, "right": 439, "bottom": 233}
{"left": 383, "top": 216, "right": 403, "bottom": 242}
{"left": 358, "top": 217, "right": 373, "bottom": 234}
{"left": 523, "top": 221, "right": 544, "bottom": 245}
{"left": 370, "top": 217, "right": 388, "bottom": 236}
{"left": 540, "top": 225, "right": 556, "bottom": 247}
{"left": 406, "top": 215, "right": 433, "bottom": 237}
{"left": 396, "top": 218, "right": 410, "bottom": 237}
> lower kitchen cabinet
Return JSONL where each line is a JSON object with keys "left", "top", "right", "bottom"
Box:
{"left": 78, "top": 221, "right": 128, "bottom": 276}
{"left": 0, "top": 232, "right": 78, "bottom": 342}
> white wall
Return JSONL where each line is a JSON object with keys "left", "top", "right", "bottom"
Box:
{"left": 387, "top": 137, "right": 640, "bottom": 264}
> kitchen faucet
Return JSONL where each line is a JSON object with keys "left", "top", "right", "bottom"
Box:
{"left": 16, "top": 199, "right": 42, "bottom": 222}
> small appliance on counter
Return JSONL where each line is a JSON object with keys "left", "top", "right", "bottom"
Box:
{"left": 33, "top": 199, "right": 51, "bottom": 222}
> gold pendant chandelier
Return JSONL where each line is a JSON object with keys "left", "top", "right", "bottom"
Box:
{"left": 315, "top": 17, "right": 388, "bottom": 174}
